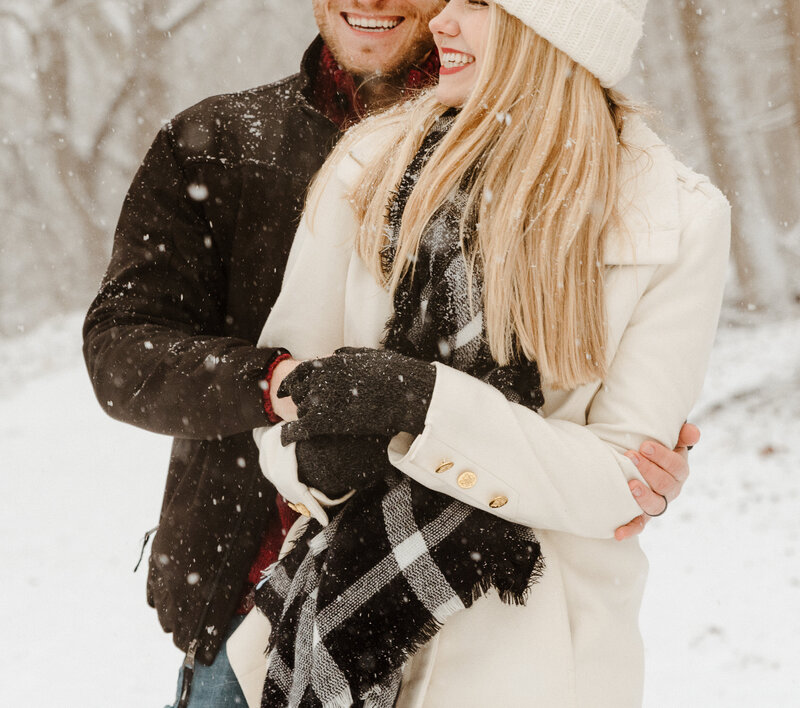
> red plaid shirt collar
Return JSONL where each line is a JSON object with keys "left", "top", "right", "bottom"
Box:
{"left": 311, "top": 43, "right": 441, "bottom": 129}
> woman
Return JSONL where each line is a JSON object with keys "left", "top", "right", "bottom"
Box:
{"left": 231, "top": 0, "right": 730, "bottom": 706}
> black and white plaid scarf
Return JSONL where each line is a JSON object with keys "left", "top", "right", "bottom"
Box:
{"left": 255, "top": 112, "right": 544, "bottom": 708}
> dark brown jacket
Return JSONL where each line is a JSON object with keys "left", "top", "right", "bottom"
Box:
{"left": 83, "top": 38, "right": 339, "bottom": 664}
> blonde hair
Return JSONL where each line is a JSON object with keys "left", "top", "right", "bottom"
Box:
{"left": 310, "top": 4, "right": 635, "bottom": 390}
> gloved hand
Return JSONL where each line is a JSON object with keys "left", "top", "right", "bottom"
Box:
{"left": 291, "top": 433, "right": 394, "bottom": 499}
{"left": 278, "top": 347, "right": 436, "bottom": 443}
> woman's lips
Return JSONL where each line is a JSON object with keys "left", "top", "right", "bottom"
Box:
{"left": 439, "top": 48, "right": 476, "bottom": 75}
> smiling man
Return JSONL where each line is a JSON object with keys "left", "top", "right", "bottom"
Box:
{"left": 83, "top": 2, "right": 697, "bottom": 706}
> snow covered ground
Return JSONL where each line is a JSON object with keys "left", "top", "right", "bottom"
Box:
{"left": 1, "top": 311, "right": 798, "bottom": 706}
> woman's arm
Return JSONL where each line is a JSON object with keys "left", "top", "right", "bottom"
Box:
{"left": 387, "top": 189, "right": 730, "bottom": 538}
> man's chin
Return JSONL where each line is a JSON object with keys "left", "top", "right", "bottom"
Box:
{"left": 344, "top": 54, "right": 430, "bottom": 83}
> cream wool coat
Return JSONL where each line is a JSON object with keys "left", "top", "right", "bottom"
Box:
{"left": 229, "top": 116, "right": 731, "bottom": 708}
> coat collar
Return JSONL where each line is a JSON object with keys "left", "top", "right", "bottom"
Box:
{"left": 603, "top": 116, "right": 681, "bottom": 265}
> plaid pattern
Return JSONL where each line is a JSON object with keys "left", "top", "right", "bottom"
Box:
{"left": 256, "top": 474, "right": 540, "bottom": 708}
{"left": 254, "top": 112, "right": 544, "bottom": 708}
{"left": 384, "top": 112, "right": 544, "bottom": 410}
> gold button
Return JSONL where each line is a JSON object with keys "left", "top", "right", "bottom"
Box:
{"left": 457, "top": 470, "right": 478, "bottom": 489}
{"left": 435, "top": 460, "right": 454, "bottom": 474}
{"left": 288, "top": 502, "right": 311, "bottom": 518}
{"left": 489, "top": 495, "right": 508, "bottom": 509}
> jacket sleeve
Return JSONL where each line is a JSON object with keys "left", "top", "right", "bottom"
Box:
{"left": 388, "top": 189, "right": 732, "bottom": 539}
{"left": 83, "top": 123, "right": 278, "bottom": 439}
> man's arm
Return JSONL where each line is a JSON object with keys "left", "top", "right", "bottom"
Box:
{"left": 83, "top": 122, "right": 279, "bottom": 440}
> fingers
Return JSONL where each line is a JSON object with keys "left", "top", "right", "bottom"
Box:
{"left": 626, "top": 477, "right": 669, "bottom": 517}
{"left": 625, "top": 450, "right": 677, "bottom": 497}
{"left": 677, "top": 422, "right": 701, "bottom": 449}
{"left": 277, "top": 359, "right": 317, "bottom": 399}
{"left": 637, "top": 440, "right": 689, "bottom": 484}
{"left": 270, "top": 358, "right": 301, "bottom": 421}
{"left": 614, "top": 514, "right": 649, "bottom": 541}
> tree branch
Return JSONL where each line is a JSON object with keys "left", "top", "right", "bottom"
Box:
{"left": 89, "top": 70, "right": 140, "bottom": 165}
{"left": 0, "top": 9, "right": 35, "bottom": 35}
{"left": 159, "top": 0, "right": 210, "bottom": 35}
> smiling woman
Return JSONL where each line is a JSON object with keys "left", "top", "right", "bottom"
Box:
{"left": 234, "top": 0, "right": 730, "bottom": 706}
{"left": 312, "top": 0, "right": 444, "bottom": 77}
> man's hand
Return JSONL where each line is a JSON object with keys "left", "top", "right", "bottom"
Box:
{"left": 614, "top": 423, "right": 701, "bottom": 541}
{"left": 269, "top": 357, "right": 301, "bottom": 422}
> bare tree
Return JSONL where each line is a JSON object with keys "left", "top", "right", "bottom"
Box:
{"left": 0, "top": 0, "right": 315, "bottom": 334}
{"left": 2, "top": 1, "right": 210, "bottom": 277}
{"left": 787, "top": 0, "right": 800, "bottom": 125}
{"left": 677, "top": 0, "right": 798, "bottom": 314}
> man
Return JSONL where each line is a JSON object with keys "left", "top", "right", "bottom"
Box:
{"left": 83, "top": 2, "right": 698, "bottom": 705}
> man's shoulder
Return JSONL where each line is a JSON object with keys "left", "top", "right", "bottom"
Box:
{"left": 163, "top": 72, "right": 331, "bottom": 166}
{"left": 173, "top": 73, "right": 305, "bottom": 125}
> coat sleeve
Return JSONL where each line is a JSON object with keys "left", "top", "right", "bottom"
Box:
{"left": 82, "top": 123, "right": 279, "bottom": 440}
{"left": 388, "top": 187, "right": 731, "bottom": 539}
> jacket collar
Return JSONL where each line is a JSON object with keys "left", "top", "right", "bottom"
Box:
{"left": 294, "top": 36, "right": 341, "bottom": 131}
{"left": 604, "top": 116, "right": 681, "bottom": 265}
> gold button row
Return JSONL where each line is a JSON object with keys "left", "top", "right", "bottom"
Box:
{"left": 434, "top": 460, "right": 508, "bottom": 509}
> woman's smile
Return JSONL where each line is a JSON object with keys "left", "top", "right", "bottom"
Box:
{"left": 439, "top": 47, "right": 476, "bottom": 74}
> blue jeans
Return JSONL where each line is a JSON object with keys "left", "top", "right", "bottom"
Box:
{"left": 167, "top": 615, "right": 248, "bottom": 708}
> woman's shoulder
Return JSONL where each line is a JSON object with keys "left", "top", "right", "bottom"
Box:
{"left": 621, "top": 115, "right": 729, "bottom": 220}
{"left": 614, "top": 116, "right": 730, "bottom": 264}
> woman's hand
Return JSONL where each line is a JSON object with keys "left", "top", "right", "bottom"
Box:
{"left": 614, "top": 423, "right": 701, "bottom": 541}
{"left": 278, "top": 347, "right": 436, "bottom": 442}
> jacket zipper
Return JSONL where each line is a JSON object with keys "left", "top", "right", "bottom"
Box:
{"left": 179, "top": 465, "right": 268, "bottom": 705}
{"left": 177, "top": 638, "right": 199, "bottom": 708}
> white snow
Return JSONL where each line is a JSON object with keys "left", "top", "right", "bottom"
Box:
{"left": 1, "top": 311, "right": 798, "bottom": 706}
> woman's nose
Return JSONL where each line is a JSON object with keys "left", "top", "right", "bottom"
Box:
{"left": 429, "top": 5, "right": 459, "bottom": 37}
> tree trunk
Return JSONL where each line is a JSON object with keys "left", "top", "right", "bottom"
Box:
{"left": 679, "top": 0, "right": 793, "bottom": 314}
{"left": 786, "top": 0, "right": 800, "bottom": 132}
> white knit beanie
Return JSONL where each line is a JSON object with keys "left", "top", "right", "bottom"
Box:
{"left": 493, "top": 0, "right": 647, "bottom": 87}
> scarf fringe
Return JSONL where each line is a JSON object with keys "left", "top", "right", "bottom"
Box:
{"left": 356, "top": 552, "right": 546, "bottom": 697}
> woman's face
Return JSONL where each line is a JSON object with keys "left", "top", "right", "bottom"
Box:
{"left": 429, "top": 0, "right": 491, "bottom": 107}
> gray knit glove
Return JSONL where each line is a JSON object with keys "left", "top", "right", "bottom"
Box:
{"left": 278, "top": 347, "right": 436, "bottom": 443}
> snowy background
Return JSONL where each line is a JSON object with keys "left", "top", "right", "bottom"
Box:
{"left": 1, "top": 1, "right": 799, "bottom": 706}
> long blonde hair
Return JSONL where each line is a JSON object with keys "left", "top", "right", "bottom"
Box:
{"left": 310, "top": 4, "right": 634, "bottom": 389}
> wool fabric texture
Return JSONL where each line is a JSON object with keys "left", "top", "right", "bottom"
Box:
{"left": 494, "top": 0, "right": 647, "bottom": 87}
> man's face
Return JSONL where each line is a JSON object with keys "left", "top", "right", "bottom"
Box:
{"left": 313, "top": 1, "right": 444, "bottom": 78}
